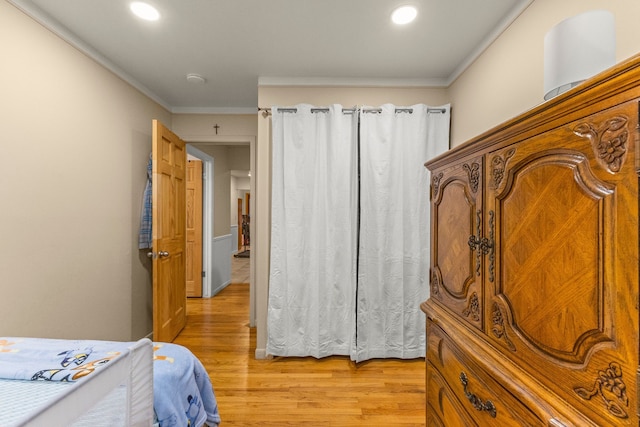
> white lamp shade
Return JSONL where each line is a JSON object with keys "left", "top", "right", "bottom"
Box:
{"left": 544, "top": 10, "right": 615, "bottom": 100}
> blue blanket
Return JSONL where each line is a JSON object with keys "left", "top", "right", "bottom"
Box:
{"left": 0, "top": 338, "right": 220, "bottom": 427}
{"left": 153, "top": 342, "right": 220, "bottom": 427}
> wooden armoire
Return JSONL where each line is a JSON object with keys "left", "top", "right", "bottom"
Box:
{"left": 422, "top": 54, "right": 640, "bottom": 426}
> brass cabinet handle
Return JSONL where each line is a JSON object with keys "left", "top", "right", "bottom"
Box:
{"left": 468, "top": 210, "right": 485, "bottom": 277}
{"left": 468, "top": 235, "right": 492, "bottom": 254}
{"left": 467, "top": 210, "right": 495, "bottom": 282}
{"left": 459, "top": 372, "right": 497, "bottom": 418}
{"left": 487, "top": 210, "right": 495, "bottom": 283}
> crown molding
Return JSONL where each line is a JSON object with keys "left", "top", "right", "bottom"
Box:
{"left": 445, "top": 0, "right": 534, "bottom": 86}
{"left": 171, "top": 107, "right": 258, "bottom": 115}
{"left": 257, "top": 76, "right": 447, "bottom": 88}
{"left": 7, "top": 0, "right": 174, "bottom": 111}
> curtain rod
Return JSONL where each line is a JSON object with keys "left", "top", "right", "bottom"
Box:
{"left": 258, "top": 106, "right": 446, "bottom": 117}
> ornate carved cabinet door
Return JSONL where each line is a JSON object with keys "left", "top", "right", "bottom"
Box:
{"left": 484, "top": 102, "right": 638, "bottom": 426}
{"left": 430, "top": 154, "right": 484, "bottom": 331}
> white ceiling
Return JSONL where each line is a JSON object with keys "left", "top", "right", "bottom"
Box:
{"left": 9, "top": 0, "right": 532, "bottom": 113}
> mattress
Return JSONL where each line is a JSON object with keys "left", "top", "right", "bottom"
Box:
{"left": 0, "top": 338, "right": 154, "bottom": 427}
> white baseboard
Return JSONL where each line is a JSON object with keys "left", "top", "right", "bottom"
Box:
{"left": 211, "top": 279, "right": 231, "bottom": 297}
{"left": 254, "top": 348, "right": 272, "bottom": 360}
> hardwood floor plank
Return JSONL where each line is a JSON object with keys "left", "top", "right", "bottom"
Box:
{"left": 173, "top": 256, "right": 426, "bottom": 426}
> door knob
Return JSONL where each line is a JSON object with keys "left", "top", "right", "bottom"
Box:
{"left": 159, "top": 251, "right": 170, "bottom": 258}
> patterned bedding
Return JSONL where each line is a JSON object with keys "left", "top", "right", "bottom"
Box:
{"left": 152, "top": 342, "right": 220, "bottom": 427}
{"left": 0, "top": 337, "right": 220, "bottom": 427}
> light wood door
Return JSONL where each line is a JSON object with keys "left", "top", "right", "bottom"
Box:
{"left": 186, "top": 159, "right": 203, "bottom": 298}
{"left": 152, "top": 119, "right": 187, "bottom": 342}
{"left": 245, "top": 193, "right": 250, "bottom": 219}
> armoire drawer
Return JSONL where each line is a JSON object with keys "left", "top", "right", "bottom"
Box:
{"left": 427, "top": 321, "right": 545, "bottom": 426}
{"left": 427, "top": 364, "right": 478, "bottom": 427}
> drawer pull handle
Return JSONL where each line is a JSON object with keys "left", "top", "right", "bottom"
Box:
{"left": 459, "top": 372, "right": 497, "bottom": 418}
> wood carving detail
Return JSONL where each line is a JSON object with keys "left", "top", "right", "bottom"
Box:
{"left": 490, "top": 148, "right": 515, "bottom": 189}
{"left": 437, "top": 387, "right": 446, "bottom": 414}
{"left": 574, "top": 362, "right": 629, "bottom": 419}
{"left": 436, "top": 336, "right": 445, "bottom": 366}
{"left": 467, "top": 210, "right": 484, "bottom": 277}
{"left": 573, "top": 116, "right": 628, "bottom": 173}
{"left": 491, "top": 302, "right": 516, "bottom": 352}
{"left": 463, "top": 162, "right": 480, "bottom": 193}
{"left": 468, "top": 210, "right": 495, "bottom": 282}
{"left": 487, "top": 210, "right": 495, "bottom": 283}
{"left": 432, "top": 172, "right": 444, "bottom": 199}
{"left": 462, "top": 292, "right": 480, "bottom": 321}
{"left": 430, "top": 270, "right": 440, "bottom": 297}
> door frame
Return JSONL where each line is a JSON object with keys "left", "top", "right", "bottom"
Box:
{"left": 187, "top": 145, "right": 214, "bottom": 298}
{"left": 184, "top": 135, "right": 256, "bottom": 327}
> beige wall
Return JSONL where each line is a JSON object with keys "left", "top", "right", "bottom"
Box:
{"left": 172, "top": 114, "right": 256, "bottom": 238}
{"left": 449, "top": 0, "right": 640, "bottom": 146}
{"left": 1, "top": 1, "right": 171, "bottom": 341}
{"left": 258, "top": 86, "right": 449, "bottom": 110}
{"left": 228, "top": 146, "right": 250, "bottom": 170}
{"left": 172, "top": 114, "right": 257, "bottom": 138}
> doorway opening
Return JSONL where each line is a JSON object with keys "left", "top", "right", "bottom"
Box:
{"left": 185, "top": 136, "right": 256, "bottom": 327}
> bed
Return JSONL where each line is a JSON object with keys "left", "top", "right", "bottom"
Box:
{"left": 0, "top": 337, "right": 221, "bottom": 427}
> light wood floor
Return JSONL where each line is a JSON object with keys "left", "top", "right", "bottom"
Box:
{"left": 174, "top": 255, "right": 426, "bottom": 426}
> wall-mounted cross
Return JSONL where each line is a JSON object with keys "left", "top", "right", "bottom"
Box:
{"left": 213, "top": 124, "right": 220, "bottom": 135}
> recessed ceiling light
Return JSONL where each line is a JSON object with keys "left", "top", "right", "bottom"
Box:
{"left": 391, "top": 6, "right": 417, "bottom": 25}
{"left": 130, "top": 2, "right": 160, "bottom": 21}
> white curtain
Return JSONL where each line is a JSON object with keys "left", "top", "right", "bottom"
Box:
{"left": 267, "top": 104, "right": 359, "bottom": 358}
{"left": 267, "top": 103, "right": 450, "bottom": 361}
{"left": 353, "top": 104, "right": 450, "bottom": 362}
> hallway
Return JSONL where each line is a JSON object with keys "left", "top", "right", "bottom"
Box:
{"left": 231, "top": 250, "right": 250, "bottom": 284}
